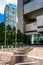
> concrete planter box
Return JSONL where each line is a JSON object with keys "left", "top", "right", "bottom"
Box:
{"left": 10, "top": 50, "right": 39, "bottom": 65}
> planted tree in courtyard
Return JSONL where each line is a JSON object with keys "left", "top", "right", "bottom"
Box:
{"left": 6, "top": 25, "right": 16, "bottom": 46}
{"left": 0, "top": 22, "right": 5, "bottom": 45}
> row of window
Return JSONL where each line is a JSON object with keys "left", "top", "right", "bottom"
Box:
{"left": 38, "top": 26, "right": 43, "bottom": 28}
{"left": 6, "top": 5, "right": 16, "bottom": 10}
{"left": 24, "top": 0, "right": 34, "bottom": 4}
{"left": 5, "top": 10, "right": 16, "bottom": 14}
{"left": 26, "top": 34, "right": 43, "bottom": 45}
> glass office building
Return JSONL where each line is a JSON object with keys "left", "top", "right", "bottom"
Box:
{"left": 4, "top": 4, "right": 16, "bottom": 47}
{"left": 4, "top": 4, "right": 16, "bottom": 27}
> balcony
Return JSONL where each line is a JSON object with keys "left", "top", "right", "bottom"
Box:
{"left": 25, "top": 22, "right": 37, "bottom": 32}
{"left": 24, "top": 0, "right": 43, "bottom": 14}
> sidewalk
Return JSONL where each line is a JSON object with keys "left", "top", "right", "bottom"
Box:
{"left": 27, "top": 47, "right": 43, "bottom": 65}
{"left": 28, "top": 47, "right": 43, "bottom": 59}
{"left": 0, "top": 50, "right": 13, "bottom": 65}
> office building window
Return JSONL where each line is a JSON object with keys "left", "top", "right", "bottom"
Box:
{"left": 38, "top": 26, "right": 43, "bottom": 28}
{"left": 24, "top": 0, "right": 34, "bottom": 4}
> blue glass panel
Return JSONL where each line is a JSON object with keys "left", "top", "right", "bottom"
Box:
{"left": 38, "top": 26, "right": 43, "bottom": 28}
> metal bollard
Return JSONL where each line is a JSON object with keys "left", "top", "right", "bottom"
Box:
{"left": 1, "top": 46, "right": 3, "bottom": 50}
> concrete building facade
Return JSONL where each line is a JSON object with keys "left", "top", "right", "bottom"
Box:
{"left": 17, "top": 0, "right": 24, "bottom": 33}
{"left": 17, "top": 0, "right": 43, "bottom": 44}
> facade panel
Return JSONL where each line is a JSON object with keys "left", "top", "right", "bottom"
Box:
{"left": 25, "top": 22, "right": 37, "bottom": 32}
{"left": 18, "top": 0, "right": 43, "bottom": 44}
{"left": 37, "top": 15, "right": 43, "bottom": 32}
{"left": 24, "top": 0, "right": 43, "bottom": 14}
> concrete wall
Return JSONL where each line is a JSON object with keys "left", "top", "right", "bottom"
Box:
{"left": 25, "top": 15, "right": 43, "bottom": 34}
{"left": 37, "top": 15, "right": 43, "bottom": 32}
{"left": 24, "top": 0, "right": 43, "bottom": 14}
{"left": 17, "top": 0, "right": 43, "bottom": 33}
{"left": 17, "top": 0, "right": 24, "bottom": 33}
{"left": 25, "top": 22, "right": 37, "bottom": 32}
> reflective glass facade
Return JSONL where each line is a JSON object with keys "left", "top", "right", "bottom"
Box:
{"left": 5, "top": 4, "right": 16, "bottom": 26}
{"left": 26, "top": 34, "right": 43, "bottom": 45}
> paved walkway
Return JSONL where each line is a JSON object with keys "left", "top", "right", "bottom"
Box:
{"left": 0, "top": 51, "right": 13, "bottom": 65}
{"left": 27, "top": 47, "right": 43, "bottom": 65}
{"left": 28, "top": 47, "right": 43, "bottom": 59}
{"left": 0, "top": 47, "right": 43, "bottom": 65}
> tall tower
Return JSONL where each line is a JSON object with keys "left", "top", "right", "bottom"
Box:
{"left": 4, "top": 4, "right": 16, "bottom": 27}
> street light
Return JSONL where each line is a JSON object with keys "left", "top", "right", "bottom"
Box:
{"left": 15, "top": 13, "right": 19, "bottom": 50}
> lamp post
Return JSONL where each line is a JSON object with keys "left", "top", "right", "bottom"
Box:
{"left": 15, "top": 13, "right": 19, "bottom": 51}
{"left": 15, "top": 22, "right": 18, "bottom": 50}
{"left": 5, "top": 22, "right": 6, "bottom": 48}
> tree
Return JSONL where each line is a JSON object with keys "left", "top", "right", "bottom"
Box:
{"left": 0, "top": 23, "right": 16, "bottom": 47}
{"left": 17, "top": 30, "right": 23, "bottom": 42}
{"left": 0, "top": 22, "right": 5, "bottom": 45}
{"left": 6, "top": 25, "right": 16, "bottom": 46}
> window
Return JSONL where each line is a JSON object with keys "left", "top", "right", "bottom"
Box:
{"left": 38, "top": 26, "right": 43, "bottom": 28}
{"left": 24, "top": 0, "right": 34, "bottom": 4}
{"left": 5, "top": 5, "right": 9, "bottom": 11}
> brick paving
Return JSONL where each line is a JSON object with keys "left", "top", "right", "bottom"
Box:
{"left": 28, "top": 47, "right": 43, "bottom": 58}
{"left": 0, "top": 51, "right": 13, "bottom": 65}
{"left": 0, "top": 47, "right": 43, "bottom": 65}
{"left": 27, "top": 47, "right": 43, "bottom": 65}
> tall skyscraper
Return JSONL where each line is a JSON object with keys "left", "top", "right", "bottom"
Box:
{"left": 4, "top": 4, "right": 16, "bottom": 27}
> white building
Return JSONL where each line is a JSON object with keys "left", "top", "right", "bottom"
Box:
{"left": 17, "top": 0, "right": 43, "bottom": 44}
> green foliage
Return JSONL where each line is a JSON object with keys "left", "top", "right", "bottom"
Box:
{"left": 0, "top": 23, "right": 26, "bottom": 46}
{"left": 0, "top": 23, "right": 16, "bottom": 46}
{"left": 17, "top": 30, "right": 23, "bottom": 42}
{"left": 6, "top": 25, "right": 16, "bottom": 45}
{"left": 0, "top": 22, "right": 5, "bottom": 44}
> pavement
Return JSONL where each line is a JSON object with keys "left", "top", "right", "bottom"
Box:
{"left": 0, "top": 51, "right": 13, "bottom": 65}
{"left": 27, "top": 47, "right": 43, "bottom": 65}
{"left": 28, "top": 47, "right": 43, "bottom": 59}
{"left": 0, "top": 47, "right": 43, "bottom": 65}
{"left": 0, "top": 47, "right": 26, "bottom": 65}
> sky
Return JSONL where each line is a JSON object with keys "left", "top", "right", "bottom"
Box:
{"left": 0, "top": 0, "right": 17, "bottom": 22}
